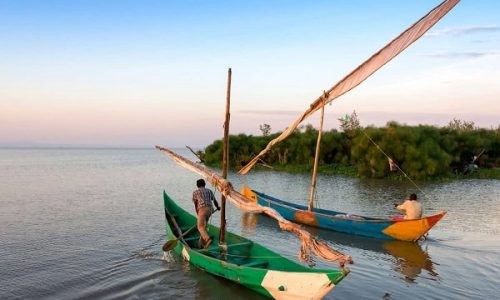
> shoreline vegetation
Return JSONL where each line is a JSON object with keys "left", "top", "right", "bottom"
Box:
{"left": 201, "top": 118, "right": 500, "bottom": 181}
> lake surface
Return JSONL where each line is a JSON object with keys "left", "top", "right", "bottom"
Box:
{"left": 1, "top": 148, "right": 499, "bottom": 299}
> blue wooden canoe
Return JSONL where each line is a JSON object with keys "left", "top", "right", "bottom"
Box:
{"left": 242, "top": 186, "right": 446, "bottom": 242}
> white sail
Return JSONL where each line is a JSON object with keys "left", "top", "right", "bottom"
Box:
{"left": 239, "top": 0, "right": 460, "bottom": 175}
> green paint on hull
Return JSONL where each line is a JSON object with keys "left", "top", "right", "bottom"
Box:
{"left": 163, "top": 191, "right": 347, "bottom": 299}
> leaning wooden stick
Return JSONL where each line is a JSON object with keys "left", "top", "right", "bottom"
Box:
{"left": 185, "top": 145, "right": 204, "bottom": 163}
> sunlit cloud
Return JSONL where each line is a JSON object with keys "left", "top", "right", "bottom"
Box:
{"left": 427, "top": 25, "right": 500, "bottom": 37}
{"left": 422, "top": 51, "right": 499, "bottom": 59}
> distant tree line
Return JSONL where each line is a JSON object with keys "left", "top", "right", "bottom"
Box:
{"left": 203, "top": 120, "right": 500, "bottom": 180}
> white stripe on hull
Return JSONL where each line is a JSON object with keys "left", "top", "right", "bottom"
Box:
{"left": 261, "top": 270, "right": 335, "bottom": 300}
{"left": 182, "top": 246, "right": 190, "bottom": 261}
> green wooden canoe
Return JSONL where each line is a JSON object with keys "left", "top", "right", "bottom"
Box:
{"left": 163, "top": 191, "right": 348, "bottom": 299}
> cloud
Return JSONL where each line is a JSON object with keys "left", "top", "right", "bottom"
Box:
{"left": 472, "top": 37, "right": 500, "bottom": 44}
{"left": 422, "top": 51, "right": 499, "bottom": 59}
{"left": 235, "top": 109, "right": 301, "bottom": 116}
{"left": 426, "top": 25, "right": 500, "bottom": 37}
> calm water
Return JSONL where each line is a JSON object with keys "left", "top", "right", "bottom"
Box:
{"left": 1, "top": 148, "right": 499, "bottom": 299}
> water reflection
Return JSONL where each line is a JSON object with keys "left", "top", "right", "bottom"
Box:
{"left": 240, "top": 212, "right": 259, "bottom": 234}
{"left": 178, "top": 259, "right": 264, "bottom": 299}
{"left": 245, "top": 213, "right": 438, "bottom": 284}
{"left": 382, "top": 240, "right": 437, "bottom": 282}
{"left": 308, "top": 227, "right": 438, "bottom": 282}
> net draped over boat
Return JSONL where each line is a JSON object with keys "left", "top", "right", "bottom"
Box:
{"left": 156, "top": 146, "right": 352, "bottom": 267}
{"left": 238, "top": 0, "right": 460, "bottom": 175}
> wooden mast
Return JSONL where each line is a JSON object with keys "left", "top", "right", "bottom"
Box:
{"left": 219, "top": 68, "right": 231, "bottom": 244}
{"left": 308, "top": 103, "right": 325, "bottom": 211}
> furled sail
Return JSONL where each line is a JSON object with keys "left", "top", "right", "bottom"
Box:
{"left": 238, "top": 0, "right": 460, "bottom": 175}
{"left": 156, "top": 145, "right": 352, "bottom": 267}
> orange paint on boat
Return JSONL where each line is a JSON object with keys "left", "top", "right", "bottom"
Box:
{"left": 294, "top": 211, "right": 319, "bottom": 226}
{"left": 382, "top": 211, "right": 446, "bottom": 241}
{"left": 241, "top": 185, "right": 258, "bottom": 202}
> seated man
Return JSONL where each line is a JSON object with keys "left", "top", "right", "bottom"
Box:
{"left": 394, "top": 193, "right": 422, "bottom": 220}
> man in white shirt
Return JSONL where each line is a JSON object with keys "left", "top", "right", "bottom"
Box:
{"left": 395, "top": 193, "right": 422, "bottom": 220}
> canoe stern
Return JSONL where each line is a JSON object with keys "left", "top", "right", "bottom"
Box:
{"left": 382, "top": 211, "right": 447, "bottom": 241}
{"left": 260, "top": 270, "right": 335, "bottom": 300}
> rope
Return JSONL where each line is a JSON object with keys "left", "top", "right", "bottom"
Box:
{"left": 314, "top": 189, "right": 321, "bottom": 209}
{"left": 361, "top": 130, "right": 426, "bottom": 196}
{"left": 360, "top": 130, "right": 442, "bottom": 212}
{"left": 209, "top": 185, "right": 220, "bottom": 227}
{"left": 207, "top": 185, "right": 292, "bottom": 260}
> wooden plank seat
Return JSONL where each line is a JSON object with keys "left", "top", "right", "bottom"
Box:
{"left": 179, "top": 225, "right": 192, "bottom": 233}
{"left": 198, "top": 246, "right": 220, "bottom": 253}
{"left": 183, "top": 236, "right": 200, "bottom": 243}
{"left": 240, "top": 260, "right": 269, "bottom": 268}
{"left": 226, "top": 241, "right": 253, "bottom": 249}
{"left": 198, "top": 241, "right": 253, "bottom": 254}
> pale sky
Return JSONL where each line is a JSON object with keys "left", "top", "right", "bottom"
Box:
{"left": 1, "top": 0, "right": 499, "bottom": 147}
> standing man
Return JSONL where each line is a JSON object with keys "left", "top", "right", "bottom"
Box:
{"left": 192, "top": 179, "right": 220, "bottom": 248}
{"left": 394, "top": 193, "right": 423, "bottom": 220}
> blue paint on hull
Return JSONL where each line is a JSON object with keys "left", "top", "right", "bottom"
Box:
{"left": 254, "top": 190, "right": 396, "bottom": 240}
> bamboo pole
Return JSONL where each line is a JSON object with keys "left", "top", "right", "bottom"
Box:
{"left": 219, "top": 68, "right": 231, "bottom": 244}
{"left": 308, "top": 104, "right": 325, "bottom": 211}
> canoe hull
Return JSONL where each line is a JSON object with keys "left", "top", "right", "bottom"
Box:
{"left": 242, "top": 187, "right": 445, "bottom": 242}
{"left": 163, "top": 191, "right": 347, "bottom": 299}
